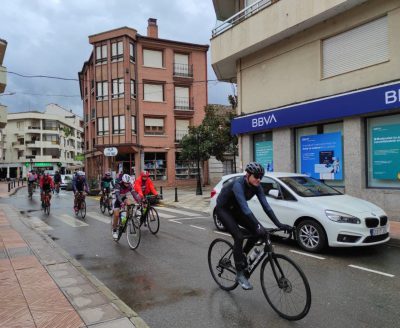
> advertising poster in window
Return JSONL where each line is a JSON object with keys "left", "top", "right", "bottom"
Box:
{"left": 372, "top": 124, "right": 400, "bottom": 180}
{"left": 255, "top": 141, "right": 273, "bottom": 172}
{"left": 300, "top": 132, "right": 343, "bottom": 180}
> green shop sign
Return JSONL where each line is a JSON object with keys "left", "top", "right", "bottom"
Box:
{"left": 74, "top": 154, "right": 85, "bottom": 161}
{"left": 24, "top": 162, "right": 53, "bottom": 167}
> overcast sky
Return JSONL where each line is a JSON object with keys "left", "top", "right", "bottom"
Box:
{"left": 0, "top": 0, "right": 233, "bottom": 116}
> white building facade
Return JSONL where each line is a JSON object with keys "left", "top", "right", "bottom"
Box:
{"left": 211, "top": 0, "right": 400, "bottom": 220}
{"left": 1, "top": 104, "right": 84, "bottom": 178}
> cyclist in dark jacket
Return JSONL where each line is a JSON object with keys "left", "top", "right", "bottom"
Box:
{"left": 216, "top": 162, "right": 292, "bottom": 290}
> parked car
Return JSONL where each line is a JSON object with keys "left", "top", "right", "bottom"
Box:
{"left": 61, "top": 174, "right": 73, "bottom": 190}
{"left": 209, "top": 172, "right": 390, "bottom": 252}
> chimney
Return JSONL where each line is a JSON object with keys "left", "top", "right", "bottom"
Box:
{"left": 147, "top": 18, "right": 158, "bottom": 38}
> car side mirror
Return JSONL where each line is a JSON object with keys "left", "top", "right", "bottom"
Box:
{"left": 268, "top": 189, "right": 280, "bottom": 199}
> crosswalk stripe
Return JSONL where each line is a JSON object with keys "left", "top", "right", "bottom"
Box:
{"left": 156, "top": 207, "right": 198, "bottom": 217}
{"left": 29, "top": 216, "right": 53, "bottom": 231}
{"left": 56, "top": 214, "right": 89, "bottom": 227}
{"left": 86, "top": 212, "right": 111, "bottom": 224}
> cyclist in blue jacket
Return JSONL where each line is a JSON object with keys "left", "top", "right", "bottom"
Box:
{"left": 216, "top": 162, "right": 292, "bottom": 290}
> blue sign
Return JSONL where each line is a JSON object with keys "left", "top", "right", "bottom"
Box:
{"left": 300, "top": 132, "right": 343, "bottom": 180}
{"left": 255, "top": 140, "right": 273, "bottom": 172}
{"left": 232, "top": 81, "right": 400, "bottom": 135}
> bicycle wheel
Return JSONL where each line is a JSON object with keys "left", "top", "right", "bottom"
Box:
{"left": 80, "top": 200, "right": 86, "bottom": 219}
{"left": 260, "top": 253, "right": 311, "bottom": 321}
{"left": 126, "top": 217, "right": 141, "bottom": 250}
{"left": 44, "top": 203, "right": 50, "bottom": 216}
{"left": 100, "top": 197, "right": 106, "bottom": 214}
{"left": 146, "top": 207, "right": 160, "bottom": 234}
{"left": 208, "top": 238, "right": 238, "bottom": 291}
{"left": 108, "top": 197, "right": 114, "bottom": 216}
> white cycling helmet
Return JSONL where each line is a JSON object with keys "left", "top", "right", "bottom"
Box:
{"left": 77, "top": 171, "right": 85, "bottom": 176}
{"left": 121, "top": 174, "right": 131, "bottom": 183}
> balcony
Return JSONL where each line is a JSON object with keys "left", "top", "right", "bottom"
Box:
{"left": 0, "top": 104, "right": 6, "bottom": 128}
{"left": 173, "top": 63, "right": 193, "bottom": 78}
{"left": 211, "top": 0, "right": 368, "bottom": 80}
{"left": 174, "top": 97, "right": 194, "bottom": 117}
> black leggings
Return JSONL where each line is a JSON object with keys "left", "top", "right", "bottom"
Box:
{"left": 216, "top": 206, "right": 262, "bottom": 271}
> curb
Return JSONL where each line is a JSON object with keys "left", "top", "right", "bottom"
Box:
{"left": 3, "top": 204, "right": 150, "bottom": 328}
{"left": 0, "top": 184, "right": 25, "bottom": 198}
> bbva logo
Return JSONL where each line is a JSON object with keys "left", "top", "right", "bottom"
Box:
{"left": 251, "top": 114, "right": 277, "bottom": 128}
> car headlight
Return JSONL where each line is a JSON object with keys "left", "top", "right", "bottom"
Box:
{"left": 325, "top": 210, "right": 361, "bottom": 224}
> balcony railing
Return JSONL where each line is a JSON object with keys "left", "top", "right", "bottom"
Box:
{"left": 173, "top": 63, "right": 193, "bottom": 78}
{"left": 212, "top": 0, "right": 276, "bottom": 37}
{"left": 174, "top": 97, "right": 194, "bottom": 110}
{"left": 175, "top": 129, "right": 189, "bottom": 142}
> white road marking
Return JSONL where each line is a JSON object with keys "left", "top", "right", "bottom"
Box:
{"left": 156, "top": 207, "right": 198, "bottom": 217}
{"left": 290, "top": 250, "right": 325, "bottom": 260}
{"left": 86, "top": 212, "right": 111, "bottom": 224}
{"left": 56, "top": 214, "right": 89, "bottom": 227}
{"left": 190, "top": 225, "right": 206, "bottom": 230}
{"left": 348, "top": 265, "right": 394, "bottom": 278}
{"left": 214, "top": 231, "right": 231, "bottom": 237}
{"left": 156, "top": 211, "right": 176, "bottom": 219}
{"left": 168, "top": 219, "right": 183, "bottom": 224}
{"left": 29, "top": 216, "right": 53, "bottom": 231}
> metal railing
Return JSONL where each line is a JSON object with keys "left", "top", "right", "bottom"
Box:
{"left": 175, "top": 129, "right": 189, "bottom": 141}
{"left": 173, "top": 63, "right": 193, "bottom": 78}
{"left": 212, "top": 0, "right": 275, "bottom": 37}
{"left": 174, "top": 97, "right": 194, "bottom": 110}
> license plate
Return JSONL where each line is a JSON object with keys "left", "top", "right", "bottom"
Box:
{"left": 370, "top": 226, "right": 387, "bottom": 236}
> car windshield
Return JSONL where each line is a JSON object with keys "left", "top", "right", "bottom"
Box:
{"left": 279, "top": 176, "right": 342, "bottom": 197}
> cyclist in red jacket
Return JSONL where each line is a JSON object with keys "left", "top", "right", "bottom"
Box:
{"left": 134, "top": 171, "right": 158, "bottom": 199}
{"left": 39, "top": 172, "right": 54, "bottom": 208}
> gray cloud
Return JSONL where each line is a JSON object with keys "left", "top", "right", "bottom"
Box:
{"left": 1, "top": 0, "right": 231, "bottom": 115}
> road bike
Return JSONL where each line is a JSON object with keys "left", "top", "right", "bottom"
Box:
{"left": 54, "top": 182, "right": 60, "bottom": 195}
{"left": 42, "top": 190, "right": 51, "bottom": 216}
{"left": 113, "top": 196, "right": 141, "bottom": 249}
{"left": 74, "top": 191, "right": 86, "bottom": 219}
{"left": 100, "top": 189, "right": 113, "bottom": 216}
{"left": 136, "top": 195, "right": 160, "bottom": 234}
{"left": 208, "top": 228, "right": 311, "bottom": 321}
{"left": 28, "top": 182, "right": 33, "bottom": 199}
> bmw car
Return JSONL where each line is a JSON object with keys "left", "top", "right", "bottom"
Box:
{"left": 209, "top": 172, "right": 390, "bottom": 252}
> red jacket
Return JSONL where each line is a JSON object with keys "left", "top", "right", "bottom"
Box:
{"left": 39, "top": 176, "right": 54, "bottom": 189}
{"left": 134, "top": 176, "right": 158, "bottom": 198}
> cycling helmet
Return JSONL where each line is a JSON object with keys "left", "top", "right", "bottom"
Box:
{"left": 121, "top": 174, "right": 131, "bottom": 184}
{"left": 245, "top": 162, "right": 265, "bottom": 178}
{"left": 77, "top": 171, "right": 85, "bottom": 176}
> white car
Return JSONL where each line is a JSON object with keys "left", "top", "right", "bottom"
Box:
{"left": 60, "top": 174, "right": 73, "bottom": 190}
{"left": 209, "top": 172, "right": 390, "bottom": 252}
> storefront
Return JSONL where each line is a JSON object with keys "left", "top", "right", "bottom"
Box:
{"left": 232, "top": 80, "right": 400, "bottom": 219}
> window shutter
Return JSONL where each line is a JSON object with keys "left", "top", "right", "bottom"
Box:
{"left": 174, "top": 54, "right": 188, "bottom": 66}
{"left": 143, "top": 49, "right": 163, "bottom": 68}
{"left": 323, "top": 16, "right": 389, "bottom": 78}
{"left": 145, "top": 118, "right": 164, "bottom": 127}
{"left": 144, "top": 84, "right": 163, "bottom": 102}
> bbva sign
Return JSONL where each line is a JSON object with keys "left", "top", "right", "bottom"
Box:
{"left": 251, "top": 114, "right": 277, "bottom": 128}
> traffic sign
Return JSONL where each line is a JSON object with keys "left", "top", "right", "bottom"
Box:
{"left": 104, "top": 147, "right": 118, "bottom": 157}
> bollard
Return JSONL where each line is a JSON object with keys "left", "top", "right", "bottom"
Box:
{"left": 18, "top": 179, "right": 20, "bottom": 187}
{"left": 160, "top": 186, "right": 163, "bottom": 197}
{"left": 13, "top": 180, "right": 16, "bottom": 188}
{"left": 8, "top": 182, "right": 10, "bottom": 192}
{"left": 174, "top": 187, "right": 178, "bottom": 202}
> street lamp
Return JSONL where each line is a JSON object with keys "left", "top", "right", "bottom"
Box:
{"left": 195, "top": 131, "right": 202, "bottom": 195}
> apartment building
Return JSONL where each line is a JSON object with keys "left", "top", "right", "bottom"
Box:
{"left": 211, "top": 0, "right": 400, "bottom": 219}
{"left": 79, "top": 18, "right": 208, "bottom": 186}
{"left": 0, "top": 38, "right": 8, "bottom": 165}
{"left": 1, "top": 104, "right": 84, "bottom": 178}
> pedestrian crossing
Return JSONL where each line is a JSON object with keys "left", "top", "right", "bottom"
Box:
{"left": 27, "top": 206, "right": 209, "bottom": 230}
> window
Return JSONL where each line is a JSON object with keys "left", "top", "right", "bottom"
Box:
{"left": 131, "top": 116, "right": 136, "bottom": 134}
{"left": 95, "top": 44, "right": 107, "bottom": 64}
{"left": 143, "top": 49, "right": 163, "bottom": 68}
{"left": 175, "top": 120, "right": 189, "bottom": 141}
{"left": 130, "top": 79, "right": 136, "bottom": 98}
{"left": 174, "top": 53, "right": 191, "bottom": 77}
{"left": 111, "top": 41, "right": 123, "bottom": 61}
{"left": 367, "top": 114, "right": 400, "bottom": 189}
{"left": 144, "top": 83, "right": 163, "bottom": 102}
{"left": 254, "top": 132, "right": 273, "bottom": 172}
{"left": 96, "top": 81, "right": 108, "bottom": 101}
{"left": 43, "top": 120, "right": 58, "bottom": 131}
{"left": 144, "top": 152, "right": 167, "bottom": 181}
{"left": 322, "top": 16, "right": 389, "bottom": 78}
{"left": 175, "top": 152, "right": 197, "bottom": 180}
{"left": 97, "top": 117, "right": 109, "bottom": 136}
{"left": 91, "top": 108, "right": 96, "bottom": 119}
{"left": 144, "top": 117, "right": 164, "bottom": 135}
{"left": 113, "top": 115, "right": 125, "bottom": 134}
{"left": 129, "top": 43, "right": 135, "bottom": 62}
{"left": 43, "top": 134, "right": 59, "bottom": 144}
{"left": 295, "top": 122, "right": 344, "bottom": 187}
{"left": 112, "top": 78, "right": 124, "bottom": 98}
{"left": 174, "top": 86, "right": 190, "bottom": 109}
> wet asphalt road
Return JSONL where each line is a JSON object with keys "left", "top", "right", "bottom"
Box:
{"left": 3, "top": 188, "right": 400, "bottom": 328}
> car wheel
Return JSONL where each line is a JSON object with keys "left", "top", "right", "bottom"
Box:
{"left": 213, "top": 210, "right": 226, "bottom": 231}
{"left": 296, "top": 219, "right": 327, "bottom": 253}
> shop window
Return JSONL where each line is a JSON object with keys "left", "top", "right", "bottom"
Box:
{"left": 144, "top": 152, "right": 167, "bottom": 181}
{"left": 367, "top": 114, "right": 400, "bottom": 189}
{"left": 295, "top": 122, "right": 344, "bottom": 187}
{"left": 254, "top": 132, "right": 273, "bottom": 172}
{"left": 175, "top": 152, "right": 198, "bottom": 180}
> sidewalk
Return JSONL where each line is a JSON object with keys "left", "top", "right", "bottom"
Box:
{"left": 0, "top": 183, "right": 148, "bottom": 328}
